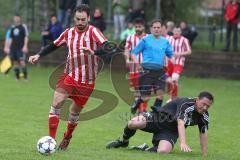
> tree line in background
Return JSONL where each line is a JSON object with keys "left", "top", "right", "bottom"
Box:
{"left": 0, "top": 0, "right": 206, "bottom": 34}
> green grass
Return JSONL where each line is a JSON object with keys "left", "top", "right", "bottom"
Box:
{"left": 0, "top": 67, "right": 240, "bottom": 160}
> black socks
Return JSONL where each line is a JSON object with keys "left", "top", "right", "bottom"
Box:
{"left": 123, "top": 125, "right": 136, "bottom": 141}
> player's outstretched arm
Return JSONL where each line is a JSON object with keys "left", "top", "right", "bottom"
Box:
{"left": 28, "top": 42, "right": 59, "bottom": 64}
{"left": 29, "top": 54, "right": 40, "bottom": 64}
{"left": 177, "top": 119, "right": 192, "bottom": 153}
{"left": 200, "top": 132, "right": 208, "bottom": 157}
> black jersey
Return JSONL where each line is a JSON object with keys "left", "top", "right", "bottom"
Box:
{"left": 152, "top": 97, "right": 209, "bottom": 133}
{"left": 10, "top": 24, "right": 28, "bottom": 51}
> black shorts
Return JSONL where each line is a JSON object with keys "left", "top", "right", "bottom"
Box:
{"left": 141, "top": 112, "right": 178, "bottom": 148}
{"left": 139, "top": 69, "right": 165, "bottom": 96}
{"left": 10, "top": 50, "right": 26, "bottom": 61}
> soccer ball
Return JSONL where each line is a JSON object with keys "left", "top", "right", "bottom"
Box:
{"left": 37, "top": 136, "right": 56, "bottom": 155}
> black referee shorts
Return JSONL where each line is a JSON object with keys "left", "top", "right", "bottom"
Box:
{"left": 139, "top": 68, "right": 165, "bottom": 96}
{"left": 140, "top": 112, "right": 178, "bottom": 148}
{"left": 10, "top": 49, "right": 26, "bottom": 61}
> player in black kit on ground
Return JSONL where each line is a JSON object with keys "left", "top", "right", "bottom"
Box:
{"left": 106, "top": 91, "right": 214, "bottom": 157}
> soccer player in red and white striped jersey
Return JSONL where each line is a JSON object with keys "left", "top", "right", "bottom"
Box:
{"left": 29, "top": 5, "right": 109, "bottom": 150}
{"left": 166, "top": 26, "right": 191, "bottom": 100}
{"left": 124, "top": 18, "right": 148, "bottom": 113}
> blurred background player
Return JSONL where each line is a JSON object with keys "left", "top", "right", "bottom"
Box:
{"left": 180, "top": 20, "right": 198, "bottom": 46}
{"left": 166, "top": 21, "right": 175, "bottom": 36}
{"left": 120, "top": 21, "right": 135, "bottom": 40}
{"left": 4, "top": 14, "right": 29, "bottom": 80}
{"left": 165, "top": 26, "right": 191, "bottom": 101}
{"left": 130, "top": 19, "right": 173, "bottom": 114}
{"left": 29, "top": 4, "right": 110, "bottom": 151}
{"left": 124, "top": 18, "right": 147, "bottom": 113}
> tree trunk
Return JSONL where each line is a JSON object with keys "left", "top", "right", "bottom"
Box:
{"left": 160, "top": 0, "right": 176, "bottom": 21}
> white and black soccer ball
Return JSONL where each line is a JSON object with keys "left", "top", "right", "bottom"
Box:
{"left": 37, "top": 136, "right": 56, "bottom": 155}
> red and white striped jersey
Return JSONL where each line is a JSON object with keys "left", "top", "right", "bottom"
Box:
{"left": 167, "top": 35, "right": 191, "bottom": 66}
{"left": 164, "top": 35, "right": 172, "bottom": 68}
{"left": 54, "top": 25, "right": 107, "bottom": 84}
{"left": 125, "top": 33, "right": 147, "bottom": 73}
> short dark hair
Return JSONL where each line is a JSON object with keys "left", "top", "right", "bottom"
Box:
{"left": 180, "top": 20, "right": 187, "bottom": 24}
{"left": 133, "top": 18, "right": 145, "bottom": 25}
{"left": 51, "top": 14, "right": 57, "bottom": 18}
{"left": 14, "top": 14, "right": 21, "bottom": 17}
{"left": 198, "top": 91, "right": 214, "bottom": 102}
{"left": 74, "top": 4, "right": 90, "bottom": 16}
{"left": 151, "top": 19, "right": 162, "bottom": 27}
{"left": 174, "top": 25, "right": 181, "bottom": 29}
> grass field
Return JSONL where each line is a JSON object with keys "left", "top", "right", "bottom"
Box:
{"left": 0, "top": 66, "right": 240, "bottom": 160}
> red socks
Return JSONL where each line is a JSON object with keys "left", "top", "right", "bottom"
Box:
{"left": 48, "top": 113, "right": 60, "bottom": 139}
{"left": 49, "top": 106, "right": 80, "bottom": 140}
{"left": 64, "top": 122, "right": 78, "bottom": 139}
{"left": 170, "top": 82, "right": 178, "bottom": 98}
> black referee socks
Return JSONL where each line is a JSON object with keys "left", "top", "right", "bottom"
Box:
{"left": 123, "top": 125, "right": 136, "bottom": 141}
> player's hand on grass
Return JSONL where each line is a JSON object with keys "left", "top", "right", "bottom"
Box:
{"left": 180, "top": 143, "right": 192, "bottom": 152}
{"left": 29, "top": 54, "right": 40, "bottom": 64}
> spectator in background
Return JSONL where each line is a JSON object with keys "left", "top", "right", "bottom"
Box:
{"left": 120, "top": 21, "right": 135, "bottom": 40}
{"left": 223, "top": 0, "right": 240, "bottom": 52}
{"left": 4, "top": 15, "right": 29, "bottom": 80}
{"left": 90, "top": 8, "right": 106, "bottom": 32}
{"left": 58, "top": 0, "right": 76, "bottom": 28}
{"left": 113, "top": 0, "right": 125, "bottom": 40}
{"left": 41, "top": 15, "right": 63, "bottom": 48}
{"left": 166, "top": 21, "right": 174, "bottom": 36}
{"left": 126, "top": 7, "right": 135, "bottom": 23}
{"left": 180, "top": 21, "right": 198, "bottom": 46}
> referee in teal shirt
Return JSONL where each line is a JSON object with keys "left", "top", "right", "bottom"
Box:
{"left": 130, "top": 19, "right": 173, "bottom": 113}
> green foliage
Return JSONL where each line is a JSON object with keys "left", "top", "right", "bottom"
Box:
{"left": 0, "top": 67, "right": 240, "bottom": 160}
{"left": 0, "top": 0, "right": 16, "bottom": 29}
{"left": 175, "top": 0, "right": 202, "bottom": 23}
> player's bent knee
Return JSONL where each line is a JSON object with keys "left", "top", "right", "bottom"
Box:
{"left": 128, "top": 116, "right": 146, "bottom": 129}
{"left": 128, "top": 120, "right": 137, "bottom": 129}
{"left": 52, "top": 89, "right": 69, "bottom": 107}
{"left": 52, "top": 95, "right": 67, "bottom": 108}
{"left": 157, "top": 140, "right": 173, "bottom": 154}
{"left": 157, "top": 148, "right": 171, "bottom": 154}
